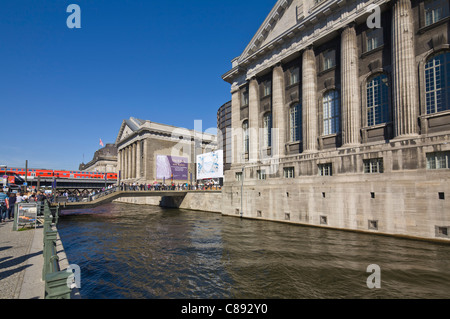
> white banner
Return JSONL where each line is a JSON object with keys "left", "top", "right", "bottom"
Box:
{"left": 196, "top": 150, "right": 223, "bottom": 180}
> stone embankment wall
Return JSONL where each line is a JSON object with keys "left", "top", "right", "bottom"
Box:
{"left": 221, "top": 135, "right": 450, "bottom": 243}
{"left": 113, "top": 191, "right": 222, "bottom": 213}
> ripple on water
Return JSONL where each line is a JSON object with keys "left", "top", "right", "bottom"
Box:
{"left": 57, "top": 203, "right": 450, "bottom": 299}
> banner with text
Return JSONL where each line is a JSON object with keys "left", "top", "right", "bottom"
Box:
{"left": 156, "top": 155, "right": 189, "bottom": 181}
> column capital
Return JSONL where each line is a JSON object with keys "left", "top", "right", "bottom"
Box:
{"left": 272, "top": 62, "right": 283, "bottom": 70}
{"left": 341, "top": 22, "right": 356, "bottom": 33}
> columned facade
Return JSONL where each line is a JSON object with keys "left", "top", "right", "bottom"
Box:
{"left": 116, "top": 117, "right": 217, "bottom": 185}
{"left": 222, "top": 0, "right": 450, "bottom": 242}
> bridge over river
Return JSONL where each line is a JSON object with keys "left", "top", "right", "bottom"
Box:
{"left": 54, "top": 187, "right": 222, "bottom": 211}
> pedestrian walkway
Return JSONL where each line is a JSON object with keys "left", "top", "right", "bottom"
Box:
{"left": 0, "top": 220, "right": 44, "bottom": 299}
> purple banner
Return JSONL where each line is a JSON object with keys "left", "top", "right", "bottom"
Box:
{"left": 156, "top": 155, "right": 188, "bottom": 180}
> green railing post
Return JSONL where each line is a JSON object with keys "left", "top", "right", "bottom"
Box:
{"left": 42, "top": 230, "right": 58, "bottom": 281}
{"left": 45, "top": 271, "right": 72, "bottom": 299}
{"left": 41, "top": 200, "right": 72, "bottom": 299}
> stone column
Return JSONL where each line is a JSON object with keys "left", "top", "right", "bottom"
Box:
{"left": 248, "top": 77, "right": 260, "bottom": 162}
{"left": 142, "top": 139, "right": 148, "bottom": 180}
{"left": 121, "top": 148, "right": 124, "bottom": 180}
{"left": 302, "top": 48, "right": 318, "bottom": 152}
{"left": 122, "top": 149, "right": 125, "bottom": 180}
{"left": 122, "top": 148, "right": 125, "bottom": 180}
{"left": 272, "top": 64, "right": 286, "bottom": 159}
{"left": 127, "top": 146, "right": 131, "bottom": 180}
{"left": 136, "top": 140, "right": 141, "bottom": 179}
{"left": 392, "top": 0, "right": 419, "bottom": 137}
{"left": 131, "top": 143, "right": 136, "bottom": 179}
{"left": 230, "top": 86, "right": 242, "bottom": 165}
{"left": 341, "top": 25, "right": 361, "bottom": 146}
{"left": 118, "top": 149, "right": 122, "bottom": 180}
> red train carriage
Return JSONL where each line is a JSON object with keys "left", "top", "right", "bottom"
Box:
{"left": 0, "top": 167, "right": 117, "bottom": 181}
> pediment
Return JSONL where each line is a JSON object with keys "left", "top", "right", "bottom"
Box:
{"left": 238, "top": 0, "right": 300, "bottom": 63}
{"left": 119, "top": 125, "right": 134, "bottom": 141}
{"left": 115, "top": 118, "right": 144, "bottom": 144}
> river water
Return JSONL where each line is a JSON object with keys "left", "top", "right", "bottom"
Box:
{"left": 57, "top": 202, "right": 450, "bottom": 299}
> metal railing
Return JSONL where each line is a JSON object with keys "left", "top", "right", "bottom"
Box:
{"left": 42, "top": 200, "right": 72, "bottom": 299}
{"left": 52, "top": 184, "right": 223, "bottom": 205}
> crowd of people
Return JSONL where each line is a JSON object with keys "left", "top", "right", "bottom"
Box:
{"left": 0, "top": 180, "right": 223, "bottom": 209}
{"left": 119, "top": 181, "right": 221, "bottom": 191}
{"left": 0, "top": 189, "right": 49, "bottom": 223}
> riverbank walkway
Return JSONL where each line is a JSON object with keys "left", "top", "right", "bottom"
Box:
{"left": 0, "top": 219, "right": 73, "bottom": 299}
{"left": 0, "top": 219, "right": 44, "bottom": 299}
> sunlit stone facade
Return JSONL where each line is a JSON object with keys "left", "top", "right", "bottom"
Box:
{"left": 222, "top": 0, "right": 450, "bottom": 241}
{"left": 115, "top": 118, "right": 216, "bottom": 184}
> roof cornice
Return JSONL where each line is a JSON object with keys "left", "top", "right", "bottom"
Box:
{"left": 223, "top": 0, "right": 391, "bottom": 83}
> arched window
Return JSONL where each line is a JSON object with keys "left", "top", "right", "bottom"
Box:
{"left": 263, "top": 112, "right": 272, "bottom": 148}
{"left": 425, "top": 51, "right": 450, "bottom": 114}
{"left": 242, "top": 120, "right": 249, "bottom": 154}
{"left": 367, "top": 74, "right": 390, "bottom": 126}
{"left": 322, "top": 90, "right": 340, "bottom": 135}
{"left": 289, "top": 104, "right": 302, "bottom": 142}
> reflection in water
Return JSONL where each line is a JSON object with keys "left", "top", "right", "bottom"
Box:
{"left": 58, "top": 203, "right": 450, "bottom": 299}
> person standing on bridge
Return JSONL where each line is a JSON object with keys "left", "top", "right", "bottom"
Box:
{"left": 16, "top": 192, "right": 25, "bottom": 203}
{"left": 36, "top": 191, "right": 46, "bottom": 202}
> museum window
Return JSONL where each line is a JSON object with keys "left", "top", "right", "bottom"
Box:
{"left": 363, "top": 158, "right": 384, "bottom": 173}
{"left": 257, "top": 169, "right": 267, "bottom": 180}
{"left": 322, "top": 49, "right": 336, "bottom": 72}
{"left": 235, "top": 172, "right": 243, "bottom": 181}
{"left": 289, "top": 104, "right": 302, "bottom": 142}
{"left": 426, "top": 151, "right": 450, "bottom": 169}
{"left": 263, "top": 112, "right": 272, "bottom": 148}
{"left": 322, "top": 90, "right": 340, "bottom": 135}
{"left": 425, "top": 51, "right": 450, "bottom": 114}
{"left": 366, "top": 28, "right": 383, "bottom": 52}
{"left": 318, "top": 163, "right": 332, "bottom": 176}
{"left": 367, "top": 74, "right": 390, "bottom": 126}
{"left": 241, "top": 89, "right": 249, "bottom": 107}
{"left": 263, "top": 80, "right": 272, "bottom": 97}
{"left": 424, "top": 0, "right": 449, "bottom": 26}
{"left": 283, "top": 167, "right": 295, "bottom": 178}
{"left": 243, "top": 120, "right": 249, "bottom": 154}
{"left": 289, "top": 66, "right": 300, "bottom": 86}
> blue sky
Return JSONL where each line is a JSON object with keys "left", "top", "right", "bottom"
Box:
{"left": 0, "top": 0, "right": 275, "bottom": 170}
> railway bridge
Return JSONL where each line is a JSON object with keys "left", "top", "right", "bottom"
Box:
{"left": 2, "top": 175, "right": 116, "bottom": 193}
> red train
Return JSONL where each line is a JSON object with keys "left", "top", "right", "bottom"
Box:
{"left": 0, "top": 167, "right": 117, "bottom": 181}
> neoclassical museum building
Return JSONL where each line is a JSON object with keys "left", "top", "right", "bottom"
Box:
{"left": 115, "top": 117, "right": 216, "bottom": 185}
{"left": 221, "top": 0, "right": 450, "bottom": 241}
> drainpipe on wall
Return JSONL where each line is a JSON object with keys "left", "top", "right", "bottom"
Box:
{"left": 240, "top": 166, "right": 244, "bottom": 218}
